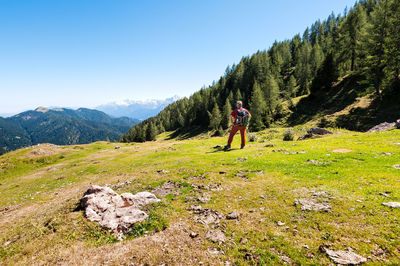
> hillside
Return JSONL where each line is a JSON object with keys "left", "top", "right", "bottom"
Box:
{"left": 121, "top": 0, "right": 400, "bottom": 143}
{"left": 0, "top": 107, "right": 139, "bottom": 154}
{"left": 0, "top": 127, "right": 399, "bottom": 264}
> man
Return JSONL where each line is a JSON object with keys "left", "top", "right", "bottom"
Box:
{"left": 224, "top": 100, "right": 251, "bottom": 150}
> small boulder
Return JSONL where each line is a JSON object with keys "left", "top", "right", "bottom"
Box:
{"left": 307, "top": 127, "right": 333, "bottom": 135}
{"left": 396, "top": 119, "right": 400, "bottom": 129}
{"left": 226, "top": 210, "right": 239, "bottom": 220}
{"left": 295, "top": 198, "right": 331, "bottom": 212}
{"left": 382, "top": 202, "right": 400, "bottom": 208}
{"left": 368, "top": 122, "right": 396, "bottom": 133}
{"left": 80, "top": 185, "right": 160, "bottom": 236}
{"left": 321, "top": 247, "right": 367, "bottom": 265}
{"left": 206, "top": 230, "right": 226, "bottom": 244}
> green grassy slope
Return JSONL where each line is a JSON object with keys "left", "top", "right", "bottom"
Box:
{"left": 0, "top": 128, "right": 399, "bottom": 264}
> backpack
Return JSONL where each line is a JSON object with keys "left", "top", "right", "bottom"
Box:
{"left": 236, "top": 109, "right": 249, "bottom": 126}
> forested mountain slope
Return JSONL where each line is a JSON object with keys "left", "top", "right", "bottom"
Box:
{"left": 0, "top": 107, "right": 139, "bottom": 154}
{"left": 121, "top": 0, "right": 400, "bottom": 142}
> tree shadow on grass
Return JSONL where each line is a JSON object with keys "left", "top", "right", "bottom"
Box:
{"left": 165, "top": 126, "right": 209, "bottom": 140}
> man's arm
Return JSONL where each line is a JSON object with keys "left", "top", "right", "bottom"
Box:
{"left": 229, "top": 114, "right": 235, "bottom": 125}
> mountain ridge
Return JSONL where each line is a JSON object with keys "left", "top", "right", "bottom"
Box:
{"left": 0, "top": 107, "right": 139, "bottom": 154}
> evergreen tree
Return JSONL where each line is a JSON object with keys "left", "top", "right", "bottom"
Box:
{"left": 264, "top": 75, "right": 279, "bottom": 115}
{"left": 249, "top": 82, "right": 267, "bottom": 131}
{"left": 221, "top": 99, "right": 232, "bottom": 129}
{"left": 286, "top": 75, "right": 297, "bottom": 97}
{"left": 235, "top": 89, "right": 243, "bottom": 102}
{"left": 146, "top": 121, "right": 157, "bottom": 141}
{"left": 338, "top": 4, "right": 367, "bottom": 71}
{"left": 363, "top": 0, "right": 389, "bottom": 95}
{"left": 385, "top": 0, "right": 400, "bottom": 84}
{"left": 208, "top": 103, "right": 222, "bottom": 130}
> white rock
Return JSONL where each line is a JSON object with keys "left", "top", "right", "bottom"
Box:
{"left": 382, "top": 202, "right": 400, "bottom": 208}
{"left": 81, "top": 185, "right": 160, "bottom": 235}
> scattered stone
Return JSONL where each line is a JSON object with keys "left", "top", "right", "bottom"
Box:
{"left": 240, "top": 237, "right": 248, "bottom": 245}
{"left": 295, "top": 198, "right": 331, "bottom": 212}
{"left": 277, "top": 221, "right": 285, "bottom": 226}
{"left": 372, "top": 248, "right": 385, "bottom": 256}
{"left": 193, "top": 208, "right": 224, "bottom": 226}
{"left": 80, "top": 185, "right": 160, "bottom": 236}
{"left": 219, "top": 171, "right": 227, "bottom": 174}
{"left": 382, "top": 202, "right": 400, "bottom": 208}
{"left": 312, "top": 191, "right": 331, "bottom": 198}
{"left": 308, "top": 127, "right": 333, "bottom": 135}
{"left": 278, "top": 254, "right": 292, "bottom": 264}
{"left": 393, "top": 165, "right": 400, "bottom": 169}
{"left": 379, "top": 192, "right": 390, "bottom": 197}
{"left": 273, "top": 149, "right": 289, "bottom": 153}
{"left": 307, "top": 159, "right": 323, "bottom": 165}
{"left": 152, "top": 181, "right": 181, "bottom": 197}
{"left": 265, "top": 143, "right": 275, "bottom": 147}
{"left": 206, "top": 230, "right": 226, "bottom": 244}
{"left": 198, "top": 194, "right": 211, "bottom": 203}
{"left": 332, "top": 149, "right": 353, "bottom": 153}
{"left": 156, "top": 169, "right": 170, "bottom": 174}
{"left": 236, "top": 171, "right": 251, "bottom": 179}
{"left": 226, "top": 210, "right": 239, "bottom": 220}
{"left": 260, "top": 195, "right": 265, "bottom": 199}
{"left": 114, "top": 146, "right": 120, "bottom": 149}
{"left": 189, "top": 231, "right": 199, "bottom": 238}
{"left": 56, "top": 176, "right": 66, "bottom": 180}
{"left": 113, "top": 180, "right": 132, "bottom": 189}
{"left": 356, "top": 200, "right": 363, "bottom": 203}
{"left": 302, "top": 244, "right": 309, "bottom": 249}
{"left": 237, "top": 157, "right": 248, "bottom": 162}
{"left": 368, "top": 122, "right": 396, "bottom": 133}
{"left": 321, "top": 247, "right": 367, "bottom": 265}
{"left": 193, "top": 183, "right": 223, "bottom": 191}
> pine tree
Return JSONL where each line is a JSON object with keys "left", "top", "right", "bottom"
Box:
{"left": 385, "top": 0, "right": 400, "bottom": 84}
{"left": 249, "top": 82, "right": 267, "bottom": 131}
{"left": 363, "top": 0, "right": 389, "bottom": 95}
{"left": 208, "top": 103, "right": 222, "bottom": 130}
{"left": 221, "top": 99, "right": 232, "bottom": 129}
{"left": 264, "top": 75, "right": 279, "bottom": 116}
{"left": 338, "top": 4, "right": 367, "bottom": 71}
{"left": 146, "top": 122, "right": 157, "bottom": 141}
{"left": 235, "top": 89, "right": 243, "bottom": 102}
{"left": 287, "top": 75, "right": 297, "bottom": 97}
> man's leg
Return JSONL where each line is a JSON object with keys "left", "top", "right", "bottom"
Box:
{"left": 227, "top": 126, "right": 239, "bottom": 147}
{"left": 239, "top": 126, "right": 246, "bottom": 148}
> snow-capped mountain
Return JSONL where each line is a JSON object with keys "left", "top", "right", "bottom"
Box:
{"left": 96, "top": 95, "right": 180, "bottom": 120}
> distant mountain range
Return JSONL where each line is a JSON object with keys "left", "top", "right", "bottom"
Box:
{"left": 0, "top": 107, "right": 139, "bottom": 154}
{"left": 96, "top": 95, "right": 180, "bottom": 120}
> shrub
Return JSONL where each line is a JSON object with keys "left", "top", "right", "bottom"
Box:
{"left": 283, "top": 129, "right": 294, "bottom": 141}
{"left": 248, "top": 133, "right": 258, "bottom": 142}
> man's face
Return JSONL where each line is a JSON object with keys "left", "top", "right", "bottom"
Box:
{"left": 236, "top": 103, "right": 240, "bottom": 108}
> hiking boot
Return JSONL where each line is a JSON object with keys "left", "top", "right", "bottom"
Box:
{"left": 240, "top": 145, "right": 245, "bottom": 149}
{"left": 224, "top": 144, "right": 231, "bottom": 150}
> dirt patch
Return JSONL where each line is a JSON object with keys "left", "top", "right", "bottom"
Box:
{"left": 332, "top": 149, "right": 353, "bottom": 153}
{"left": 18, "top": 221, "right": 216, "bottom": 265}
{"left": 22, "top": 143, "right": 71, "bottom": 159}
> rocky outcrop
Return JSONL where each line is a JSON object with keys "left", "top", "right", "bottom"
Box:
{"left": 368, "top": 119, "right": 400, "bottom": 133}
{"left": 298, "top": 127, "right": 332, "bottom": 140}
{"left": 80, "top": 185, "right": 160, "bottom": 237}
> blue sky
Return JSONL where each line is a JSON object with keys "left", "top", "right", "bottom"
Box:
{"left": 0, "top": 0, "right": 357, "bottom": 114}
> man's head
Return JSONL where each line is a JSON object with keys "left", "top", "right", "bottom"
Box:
{"left": 236, "top": 100, "right": 243, "bottom": 108}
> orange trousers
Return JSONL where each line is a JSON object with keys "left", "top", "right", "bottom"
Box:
{"left": 227, "top": 125, "right": 247, "bottom": 147}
